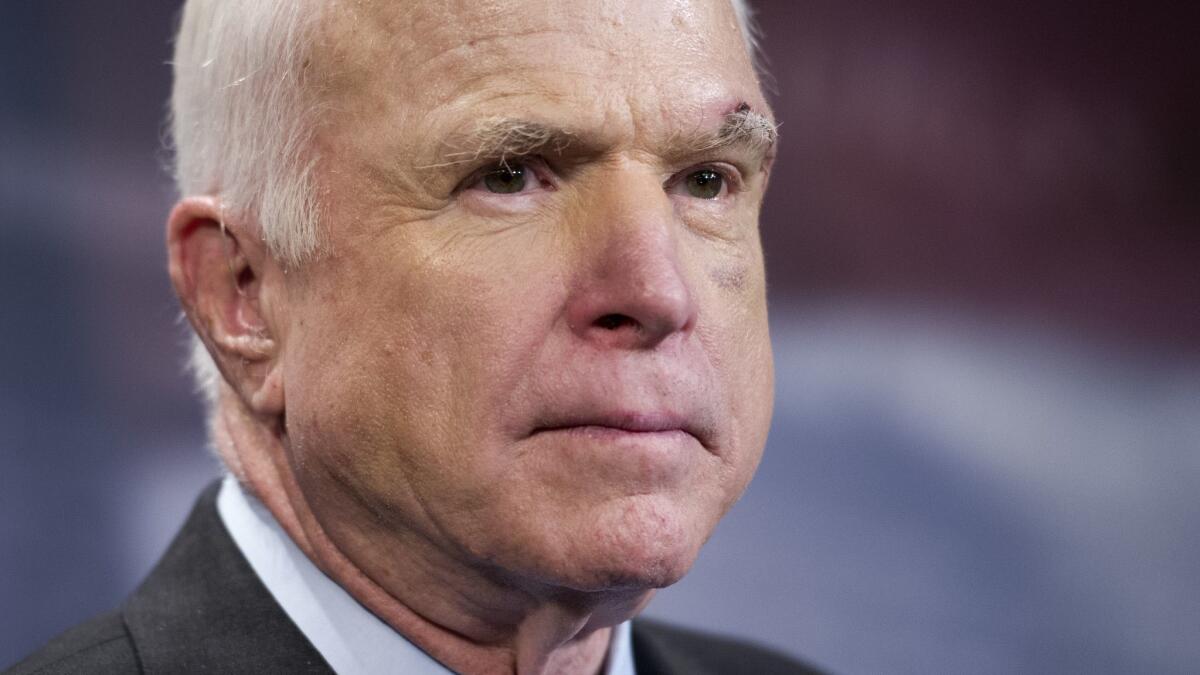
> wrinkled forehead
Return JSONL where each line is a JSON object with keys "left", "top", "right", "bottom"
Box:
{"left": 313, "top": 0, "right": 757, "bottom": 108}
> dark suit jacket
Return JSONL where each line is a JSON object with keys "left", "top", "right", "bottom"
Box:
{"left": 8, "top": 483, "right": 821, "bottom": 674}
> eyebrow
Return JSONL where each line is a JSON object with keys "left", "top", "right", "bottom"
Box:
{"left": 419, "top": 118, "right": 583, "bottom": 170}
{"left": 420, "top": 103, "right": 778, "bottom": 172}
{"left": 694, "top": 103, "right": 778, "bottom": 157}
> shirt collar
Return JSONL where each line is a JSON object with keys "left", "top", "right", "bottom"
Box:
{"left": 217, "top": 475, "right": 637, "bottom": 675}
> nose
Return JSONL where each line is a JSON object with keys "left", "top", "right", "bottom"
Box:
{"left": 565, "top": 167, "right": 698, "bottom": 350}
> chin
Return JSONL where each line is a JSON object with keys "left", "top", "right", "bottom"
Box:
{"left": 529, "top": 495, "right": 712, "bottom": 593}
{"left": 565, "top": 553, "right": 695, "bottom": 593}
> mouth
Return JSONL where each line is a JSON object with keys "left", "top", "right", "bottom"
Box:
{"left": 530, "top": 411, "right": 709, "bottom": 450}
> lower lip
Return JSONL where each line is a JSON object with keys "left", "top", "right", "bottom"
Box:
{"left": 529, "top": 425, "right": 700, "bottom": 480}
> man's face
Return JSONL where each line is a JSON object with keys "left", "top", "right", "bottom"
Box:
{"left": 278, "top": 0, "right": 774, "bottom": 593}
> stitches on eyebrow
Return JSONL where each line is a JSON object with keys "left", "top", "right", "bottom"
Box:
{"left": 418, "top": 117, "right": 575, "bottom": 170}
{"left": 699, "top": 106, "right": 779, "bottom": 154}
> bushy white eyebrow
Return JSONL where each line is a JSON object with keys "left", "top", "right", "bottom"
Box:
{"left": 420, "top": 118, "right": 578, "bottom": 170}
{"left": 422, "top": 105, "right": 778, "bottom": 172}
{"left": 702, "top": 105, "right": 778, "bottom": 154}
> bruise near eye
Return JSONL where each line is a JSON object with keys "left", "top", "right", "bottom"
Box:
{"left": 482, "top": 164, "right": 528, "bottom": 193}
{"left": 710, "top": 264, "right": 747, "bottom": 290}
{"left": 685, "top": 169, "right": 724, "bottom": 199}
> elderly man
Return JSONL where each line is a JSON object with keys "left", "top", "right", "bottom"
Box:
{"left": 11, "top": 1, "right": 813, "bottom": 673}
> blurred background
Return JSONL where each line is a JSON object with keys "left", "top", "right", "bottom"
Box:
{"left": 1, "top": 1, "right": 1197, "bottom": 673}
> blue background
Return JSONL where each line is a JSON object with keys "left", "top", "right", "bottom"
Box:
{"left": 2, "top": 2, "right": 1198, "bottom": 673}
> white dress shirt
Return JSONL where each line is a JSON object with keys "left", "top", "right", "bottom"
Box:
{"left": 217, "top": 475, "right": 637, "bottom": 675}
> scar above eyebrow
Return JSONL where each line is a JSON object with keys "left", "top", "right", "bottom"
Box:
{"left": 418, "top": 117, "right": 578, "bottom": 170}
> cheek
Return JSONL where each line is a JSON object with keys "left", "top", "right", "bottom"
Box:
{"left": 285, "top": 234, "right": 569, "bottom": 501}
{"left": 697, "top": 239, "right": 773, "bottom": 487}
{"left": 279, "top": 259, "right": 460, "bottom": 473}
{"left": 708, "top": 259, "right": 752, "bottom": 293}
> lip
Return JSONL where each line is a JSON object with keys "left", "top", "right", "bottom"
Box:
{"left": 530, "top": 411, "right": 707, "bottom": 448}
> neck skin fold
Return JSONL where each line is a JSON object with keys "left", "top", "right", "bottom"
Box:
{"left": 211, "top": 389, "right": 652, "bottom": 675}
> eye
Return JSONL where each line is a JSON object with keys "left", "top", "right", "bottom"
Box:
{"left": 684, "top": 169, "right": 724, "bottom": 199}
{"left": 667, "top": 166, "right": 735, "bottom": 200}
{"left": 465, "top": 160, "right": 550, "bottom": 195}
{"left": 483, "top": 163, "right": 527, "bottom": 193}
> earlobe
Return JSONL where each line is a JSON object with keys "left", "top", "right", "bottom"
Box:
{"left": 167, "top": 196, "right": 286, "bottom": 418}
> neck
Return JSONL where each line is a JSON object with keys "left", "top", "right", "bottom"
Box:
{"left": 214, "top": 396, "right": 652, "bottom": 674}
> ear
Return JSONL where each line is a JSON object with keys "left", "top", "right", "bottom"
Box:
{"left": 167, "top": 196, "right": 285, "bottom": 418}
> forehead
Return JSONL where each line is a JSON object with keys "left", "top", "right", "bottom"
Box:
{"left": 315, "top": 0, "right": 761, "bottom": 141}
{"left": 323, "top": 0, "right": 748, "bottom": 70}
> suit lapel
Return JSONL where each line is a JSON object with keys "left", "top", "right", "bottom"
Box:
{"left": 121, "top": 481, "right": 333, "bottom": 674}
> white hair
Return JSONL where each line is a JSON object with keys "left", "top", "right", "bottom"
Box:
{"left": 171, "top": 0, "right": 763, "bottom": 408}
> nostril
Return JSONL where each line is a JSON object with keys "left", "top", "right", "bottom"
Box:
{"left": 594, "top": 313, "right": 637, "bottom": 331}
